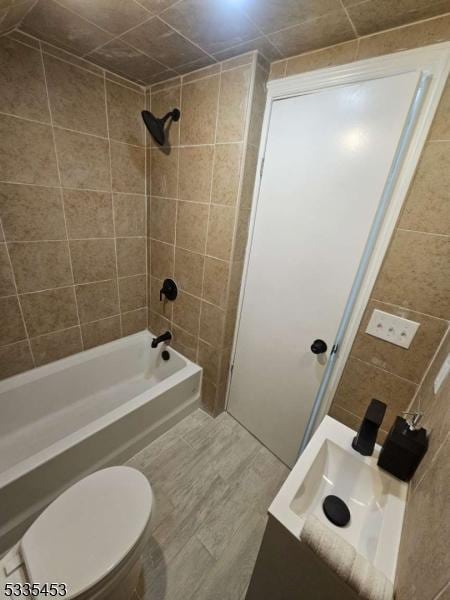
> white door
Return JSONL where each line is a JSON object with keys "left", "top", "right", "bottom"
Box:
{"left": 228, "top": 72, "right": 421, "bottom": 467}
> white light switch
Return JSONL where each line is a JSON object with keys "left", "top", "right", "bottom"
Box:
{"left": 365, "top": 309, "right": 420, "bottom": 349}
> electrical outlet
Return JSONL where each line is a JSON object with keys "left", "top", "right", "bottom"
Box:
{"left": 365, "top": 309, "right": 420, "bottom": 349}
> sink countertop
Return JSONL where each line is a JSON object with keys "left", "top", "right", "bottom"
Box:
{"left": 269, "top": 416, "right": 408, "bottom": 583}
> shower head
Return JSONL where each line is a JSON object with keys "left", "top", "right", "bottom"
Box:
{"left": 141, "top": 108, "right": 180, "bottom": 146}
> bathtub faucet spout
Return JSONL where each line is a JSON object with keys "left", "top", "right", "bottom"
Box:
{"left": 151, "top": 331, "right": 172, "bottom": 348}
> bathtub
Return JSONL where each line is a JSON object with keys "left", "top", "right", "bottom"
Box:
{"left": 0, "top": 330, "right": 202, "bottom": 555}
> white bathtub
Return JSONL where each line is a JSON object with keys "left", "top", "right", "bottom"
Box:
{"left": 0, "top": 330, "right": 202, "bottom": 555}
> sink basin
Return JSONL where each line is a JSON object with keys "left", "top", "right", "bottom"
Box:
{"left": 269, "top": 416, "right": 407, "bottom": 583}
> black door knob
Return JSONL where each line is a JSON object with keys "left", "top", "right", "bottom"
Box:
{"left": 311, "top": 339, "right": 327, "bottom": 354}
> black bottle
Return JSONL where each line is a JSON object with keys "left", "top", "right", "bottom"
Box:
{"left": 377, "top": 413, "right": 428, "bottom": 482}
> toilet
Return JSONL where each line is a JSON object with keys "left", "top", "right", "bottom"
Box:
{"left": 0, "top": 466, "right": 153, "bottom": 600}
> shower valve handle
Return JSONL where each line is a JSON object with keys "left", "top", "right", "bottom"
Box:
{"left": 160, "top": 278, "right": 178, "bottom": 302}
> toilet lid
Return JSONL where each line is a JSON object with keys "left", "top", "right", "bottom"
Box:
{"left": 21, "top": 467, "right": 152, "bottom": 599}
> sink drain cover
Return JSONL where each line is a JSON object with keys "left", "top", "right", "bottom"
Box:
{"left": 322, "top": 495, "right": 350, "bottom": 527}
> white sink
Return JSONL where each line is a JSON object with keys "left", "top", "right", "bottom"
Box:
{"left": 269, "top": 416, "right": 407, "bottom": 583}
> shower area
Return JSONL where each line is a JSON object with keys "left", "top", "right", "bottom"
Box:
{"left": 0, "top": 38, "right": 267, "bottom": 408}
{"left": 0, "top": 41, "right": 268, "bottom": 550}
{"left": 145, "top": 53, "right": 269, "bottom": 417}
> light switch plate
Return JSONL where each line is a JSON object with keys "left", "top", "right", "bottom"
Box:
{"left": 365, "top": 309, "right": 420, "bottom": 349}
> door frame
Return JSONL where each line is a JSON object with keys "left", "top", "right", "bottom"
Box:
{"left": 226, "top": 43, "right": 450, "bottom": 434}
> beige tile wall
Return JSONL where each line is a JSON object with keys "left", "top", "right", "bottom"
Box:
{"left": 147, "top": 52, "right": 268, "bottom": 415}
{"left": 268, "top": 14, "right": 450, "bottom": 80}
{"left": 0, "top": 34, "right": 148, "bottom": 379}
{"left": 395, "top": 328, "right": 449, "bottom": 600}
{"left": 268, "top": 18, "right": 449, "bottom": 599}
{"left": 268, "top": 13, "right": 450, "bottom": 441}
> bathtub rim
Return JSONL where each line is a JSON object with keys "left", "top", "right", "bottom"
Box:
{"left": 0, "top": 330, "right": 202, "bottom": 489}
{"left": 0, "top": 329, "right": 183, "bottom": 393}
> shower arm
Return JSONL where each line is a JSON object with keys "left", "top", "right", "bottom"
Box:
{"left": 161, "top": 111, "right": 176, "bottom": 125}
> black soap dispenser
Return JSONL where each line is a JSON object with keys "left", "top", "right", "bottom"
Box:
{"left": 377, "top": 412, "right": 428, "bottom": 482}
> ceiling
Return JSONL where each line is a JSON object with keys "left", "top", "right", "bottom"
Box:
{"left": 1, "top": 0, "right": 449, "bottom": 86}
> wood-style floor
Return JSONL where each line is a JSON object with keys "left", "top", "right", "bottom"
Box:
{"left": 127, "top": 409, "right": 289, "bottom": 600}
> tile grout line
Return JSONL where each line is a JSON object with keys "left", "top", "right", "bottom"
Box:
{"left": 413, "top": 431, "right": 449, "bottom": 492}
{"left": 149, "top": 262, "right": 235, "bottom": 313}
{"left": 11, "top": 274, "right": 147, "bottom": 298}
{"left": 197, "top": 64, "right": 223, "bottom": 370}
{"left": 216, "top": 36, "right": 281, "bottom": 64}
{"left": 181, "top": 62, "right": 247, "bottom": 88}
{"left": 5, "top": 31, "right": 145, "bottom": 93}
{"left": 84, "top": 35, "right": 170, "bottom": 83}
{"left": 39, "top": 40, "right": 85, "bottom": 351}
{"left": 149, "top": 78, "right": 182, "bottom": 95}
{"left": 12, "top": 0, "right": 36, "bottom": 25}
{"left": 221, "top": 54, "right": 260, "bottom": 73}
{"left": 332, "top": 403, "right": 390, "bottom": 436}
{"left": 249, "top": 10, "right": 450, "bottom": 52}
{"left": 144, "top": 92, "right": 149, "bottom": 330}
{"left": 2, "top": 232, "right": 36, "bottom": 367}
{"left": 217, "top": 54, "right": 258, "bottom": 394}
{"left": 151, "top": 188, "right": 250, "bottom": 207}
{"left": 236, "top": 8, "right": 284, "bottom": 61}
{"left": 150, "top": 0, "right": 185, "bottom": 19}
{"left": 247, "top": 10, "right": 351, "bottom": 42}
{"left": 338, "top": 0, "right": 359, "bottom": 38}
{"left": 0, "top": 308, "right": 147, "bottom": 351}
{"left": 161, "top": 141, "right": 245, "bottom": 148}
{"left": 369, "top": 297, "right": 450, "bottom": 322}
{"left": 353, "top": 36, "right": 361, "bottom": 61}
{"left": 41, "top": 42, "right": 144, "bottom": 92}
{"left": 150, "top": 59, "right": 254, "bottom": 96}
{"left": 0, "top": 109, "right": 146, "bottom": 149}
{"left": 49, "top": 0, "right": 170, "bottom": 72}
{"left": 43, "top": 49, "right": 146, "bottom": 93}
{"left": 3, "top": 236, "right": 146, "bottom": 243}
{"left": 148, "top": 238, "right": 233, "bottom": 266}
{"left": 147, "top": 307, "right": 224, "bottom": 353}
{"left": 396, "top": 227, "right": 449, "bottom": 238}
{"left": 148, "top": 310, "right": 199, "bottom": 346}
{"left": 146, "top": 90, "right": 152, "bottom": 331}
{"left": 82, "top": 32, "right": 169, "bottom": 80}
{"left": 225, "top": 54, "right": 257, "bottom": 311}
{"left": 358, "top": 10, "right": 450, "bottom": 42}
{"left": 433, "top": 577, "right": 450, "bottom": 600}
{"left": 103, "top": 71, "right": 124, "bottom": 337}
{"left": 0, "top": 179, "right": 148, "bottom": 196}
{"left": 0, "top": 271, "right": 148, "bottom": 348}
{"left": 271, "top": 37, "right": 358, "bottom": 76}
{"left": 269, "top": 11, "right": 450, "bottom": 79}
{"left": 406, "top": 323, "right": 450, "bottom": 415}
{"left": 157, "top": 14, "right": 217, "bottom": 63}
{"left": 349, "top": 355, "right": 420, "bottom": 386}
{"left": 170, "top": 83, "right": 182, "bottom": 333}
{"left": 193, "top": 533, "right": 217, "bottom": 562}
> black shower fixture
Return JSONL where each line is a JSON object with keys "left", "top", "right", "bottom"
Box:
{"left": 141, "top": 108, "right": 180, "bottom": 146}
